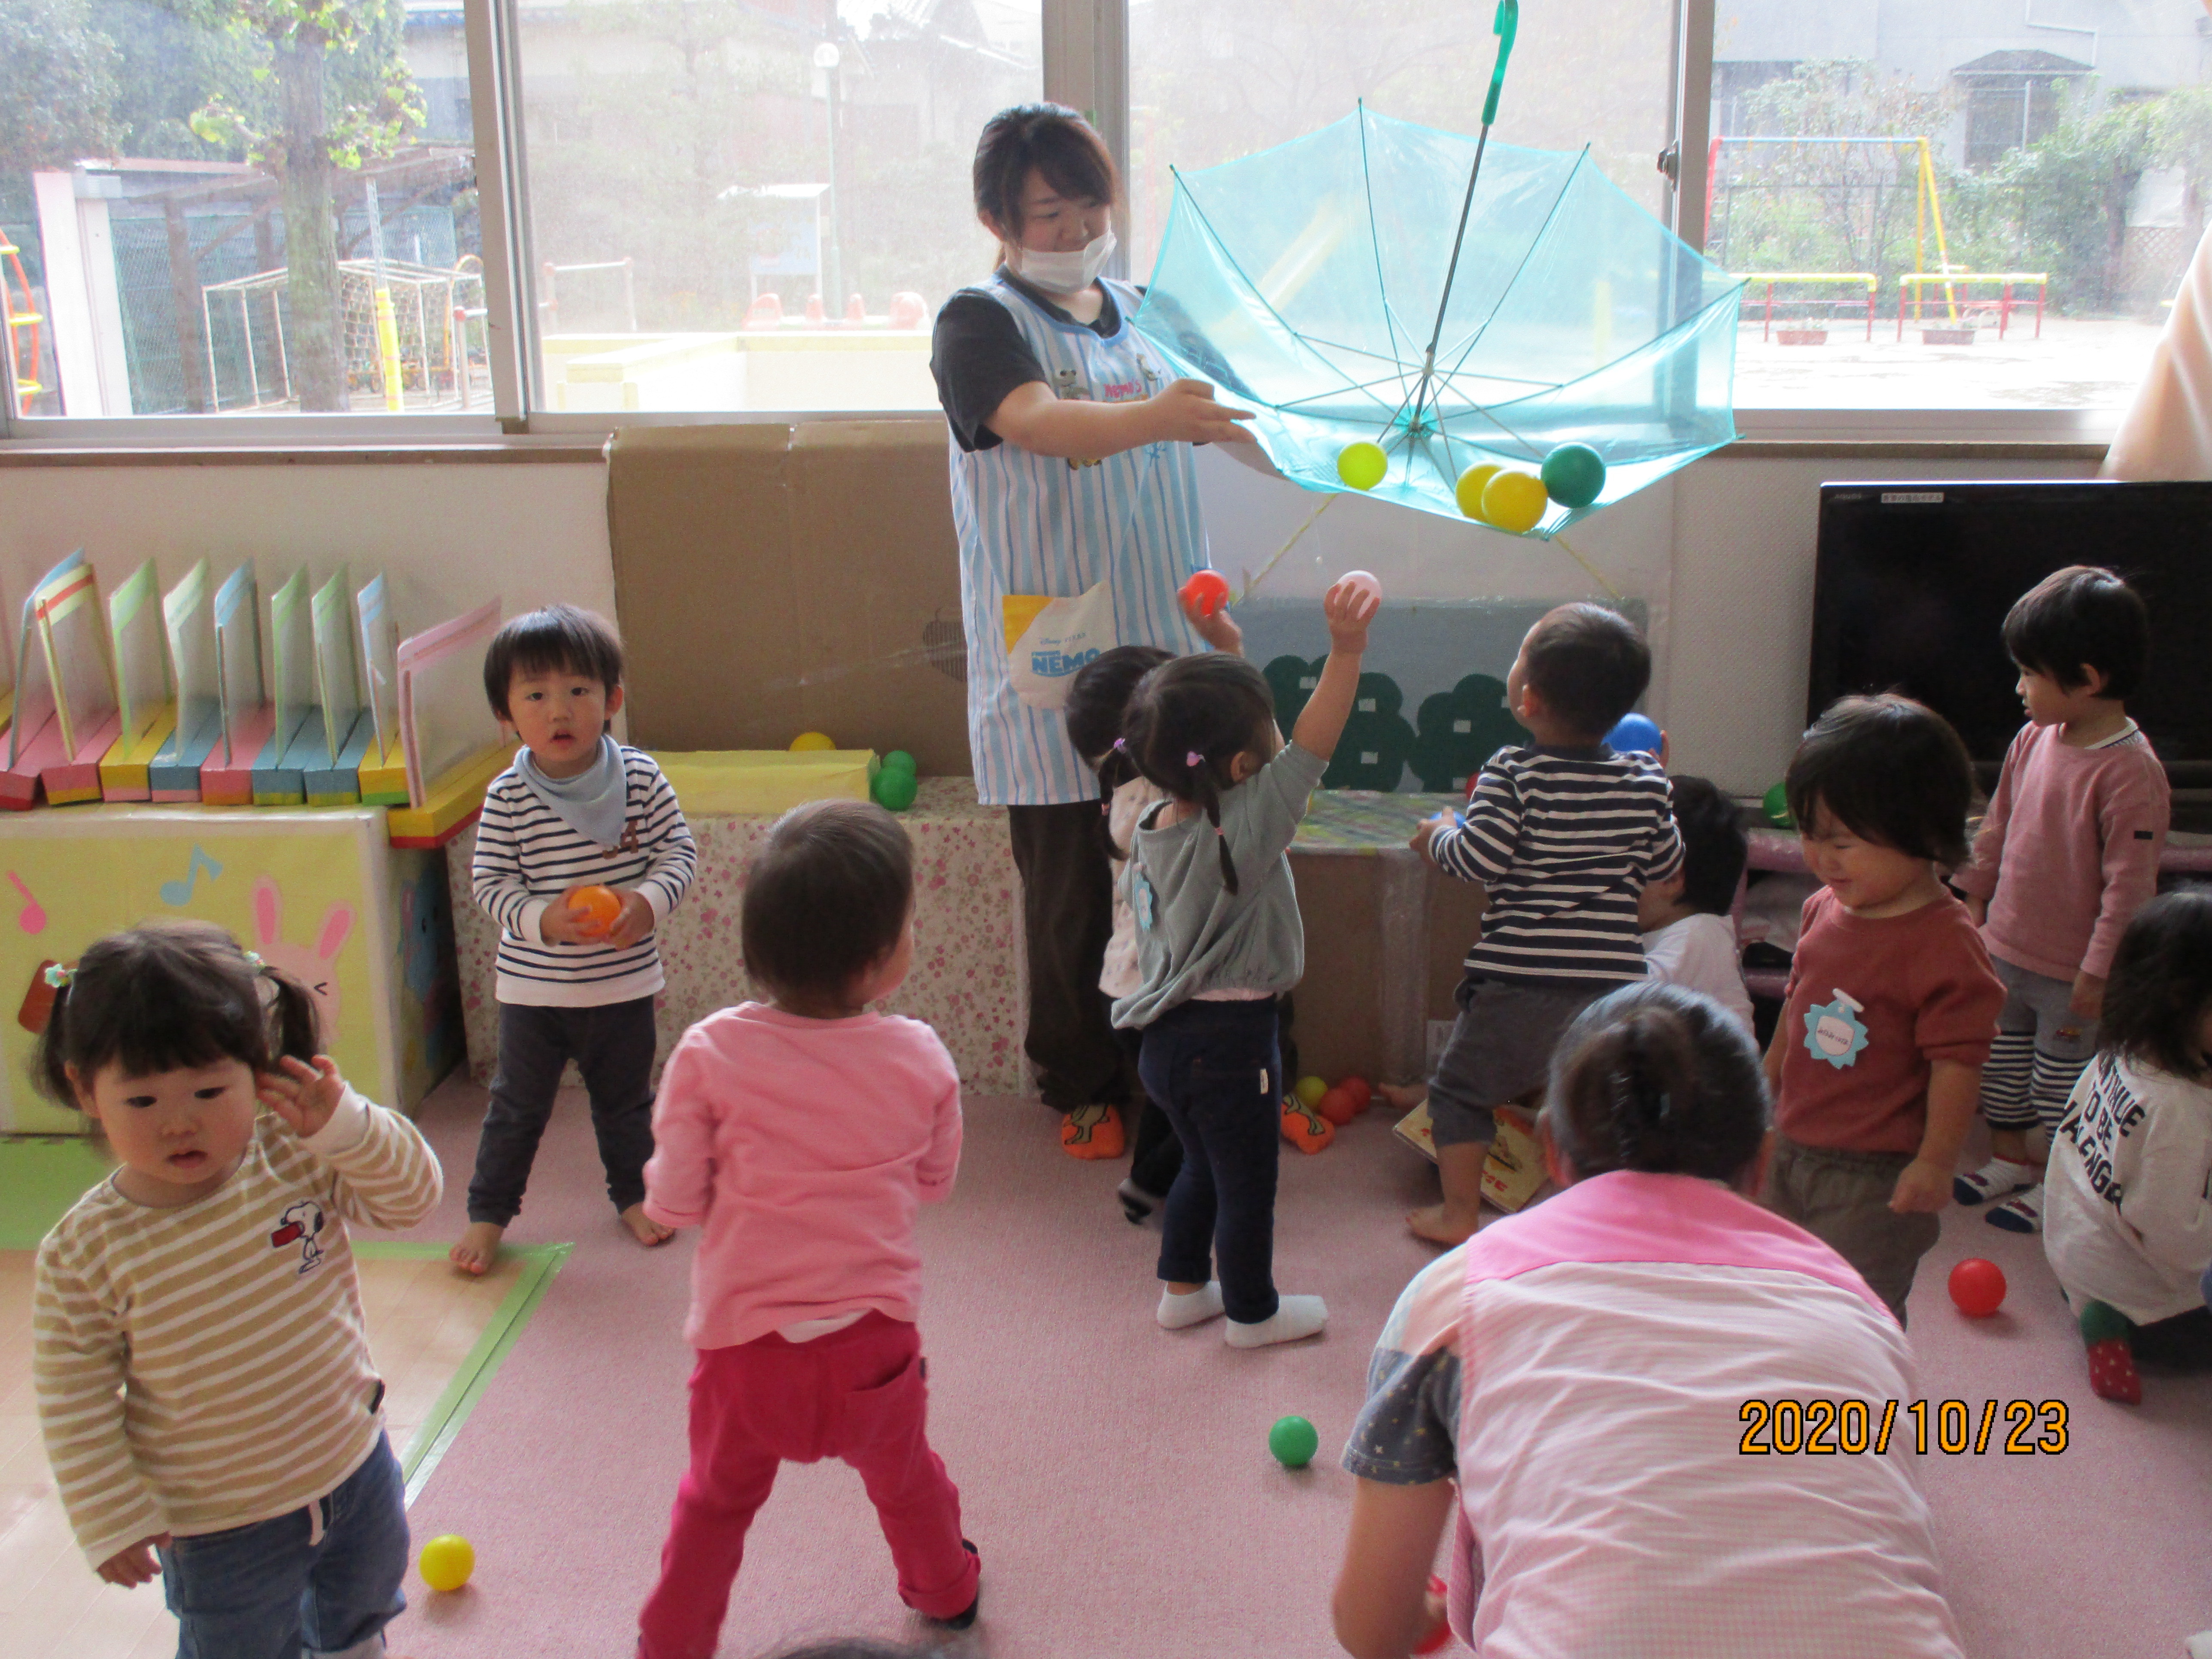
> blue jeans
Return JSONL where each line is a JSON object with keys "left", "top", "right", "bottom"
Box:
{"left": 158, "top": 1432, "right": 408, "bottom": 1659}
{"left": 1139, "top": 997, "right": 1282, "bottom": 1325}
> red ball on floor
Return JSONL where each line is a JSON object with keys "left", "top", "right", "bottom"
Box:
{"left": 1947, "top": 1258, "right": 2007, "bottom": 1318}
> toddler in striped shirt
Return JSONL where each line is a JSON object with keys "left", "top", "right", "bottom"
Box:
{"left": 1407, "top": 603, "right": 1682, "bottom": 1245}
{"left": 456, "top": 605, "right": 697, "bottom": 1274}
{"left": 32, "top": 922, "right": 443, "bottom": 1659}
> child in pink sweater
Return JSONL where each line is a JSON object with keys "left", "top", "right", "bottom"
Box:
{"left": 635, "top": 801, "right": 978, "bottom": 1659}
{"left": 1952, "top": 566, "right": 2169, "bottom": 1234}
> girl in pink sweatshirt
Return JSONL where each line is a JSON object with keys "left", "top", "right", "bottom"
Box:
{"left": 635, "top": 801, "right": 979, "bottom": 1659}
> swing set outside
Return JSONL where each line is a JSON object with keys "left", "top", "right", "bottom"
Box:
{"left": 1708, "top": 134, "right": 1965, "bottom": 324}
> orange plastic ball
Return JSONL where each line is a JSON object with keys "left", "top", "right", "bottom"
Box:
{"left": 568, "top": 885, "right": 622, "bottom": 933}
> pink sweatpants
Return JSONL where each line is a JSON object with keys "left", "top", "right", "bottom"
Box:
{"left": 636, "top": 1312, "right": 978, "bottom": 1659}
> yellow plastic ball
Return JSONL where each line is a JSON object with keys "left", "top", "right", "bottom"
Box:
{"left": 788, "top": 732, "right": 836, "bottom": 752}
{"left": 1454, "top": 463, "right": 1501, "bottom": 520}
{"left": 1294, "top": 1074, "right": 1328, "bottom": 1109}
{"left": 419, "top": 1533, "right": 474, "bottom": 1593}
{"left": 1481, "top": 469, "right": 1549, "bottom": 535}
{"left": 1336, "top": 441, "right": 1388, "bottom": 491}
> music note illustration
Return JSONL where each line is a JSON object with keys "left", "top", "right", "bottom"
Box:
{"left": 161, "top": 845, "right": 225, "bottom": 907}
{"left": 5, "top": 872, "right": 46, "bottom": 935}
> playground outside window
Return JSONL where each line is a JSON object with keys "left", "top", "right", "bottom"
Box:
{"left": 2, "top": 0, "right": 2203, "bottom": 432}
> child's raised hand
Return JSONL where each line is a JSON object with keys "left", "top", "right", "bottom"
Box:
{"left": 1323, "top": 574, "right": 1380, "bottom": 653}
{"left": 1187, "top": 600, "right": 1244, "bottom": 656}
{"left": 97, "top": 1534, "right": 169, "bottom": 1586}
{"left": 1888, "top": 1156, "right": 1952, "bottom": 1215}
{"left": 258, "top": 1055, "right": 346, "bottom": 1139}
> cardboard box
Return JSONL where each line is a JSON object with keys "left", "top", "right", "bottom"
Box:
{"left": 606, "top": 421, "right": 971, "bottom": 778}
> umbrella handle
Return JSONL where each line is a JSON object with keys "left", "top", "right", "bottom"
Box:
{"left": 1483, "top": 0, "right": 1519, "bottom": 127}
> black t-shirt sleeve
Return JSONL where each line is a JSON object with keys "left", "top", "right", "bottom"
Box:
{"left": 931, "top": 292, "right": 1047, "bottom": 453}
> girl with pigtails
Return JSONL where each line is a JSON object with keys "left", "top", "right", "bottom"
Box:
{"left": 30, "top": 921, "right": 442, "bottom": 1659}
{"left": 1110, "top": 576, "right": 1379, "bottom": 1349}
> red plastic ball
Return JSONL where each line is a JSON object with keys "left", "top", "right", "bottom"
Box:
{"left": 1317, "top": 1087, "right": 1359, "bottom": 1127}
{"left": 1948, "top": 1257, "right": 2007, "bottom": 1318}
{"left": 1339, "top": 1076, "right": 1373, "bottom": 1113}
{"left": 1180, "top": 570, "right": 1231, "bottom": 618}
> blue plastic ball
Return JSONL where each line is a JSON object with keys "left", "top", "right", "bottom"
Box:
{"left": 1607, "top": 713, "right": 1662, "bottom": 756}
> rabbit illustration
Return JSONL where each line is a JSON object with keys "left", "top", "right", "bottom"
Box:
{"left": 252, "top": 876, "right": 355, "bottom": 1046}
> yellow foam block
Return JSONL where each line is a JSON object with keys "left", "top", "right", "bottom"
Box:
{"left": 651, "top": 750, "right": 877, "bottom": 816}
{"left": 358, "top": 753, "right": 412, "bottom": 805}
{"left": 99, "top": 708, "right": 180, "bottom": 799}
{"left": 386, "top": 743, "right": 515, "bottom": 847}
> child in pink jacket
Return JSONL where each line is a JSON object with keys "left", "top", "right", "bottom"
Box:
{"left": 635, "top": 801, "right": 978, "bottom": 1659}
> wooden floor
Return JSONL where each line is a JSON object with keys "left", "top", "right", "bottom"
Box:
{"left": 0, "top": 1246, "right": 525, "bottom": 1659}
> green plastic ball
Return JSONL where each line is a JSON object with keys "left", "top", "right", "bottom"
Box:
{"left": 1540, "top": 443, "right": 1607, "bottom": 510}
{"left": 1336, "top": 441, "right": 1388, "bottom": 491}
{"left": 881, "top": 749, "right": 917, "bottom": 776}
{"left": 1269, "top": 1415, "right": 1320, "bottom": 1468}
{"left": 1762, "top": 781, "right": 1793, "bottom": 829}
{"left": 873, "top": 767, "right": 919, "bottom": 812}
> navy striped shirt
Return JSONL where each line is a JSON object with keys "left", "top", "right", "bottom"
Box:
{"left": 1429, "top": 744, "right": 1682, "bottom": 985}
{"left": 471, "top": 747, "right": 697, "bottom": 1006}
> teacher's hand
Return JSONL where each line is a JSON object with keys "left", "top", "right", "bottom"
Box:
{"left": 1149, "top": 379, "right": 1256, "bottom": 446}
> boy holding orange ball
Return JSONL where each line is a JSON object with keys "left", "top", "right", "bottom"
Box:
{"left": 456, "top": 605, "right": 697, "bottom": 1273}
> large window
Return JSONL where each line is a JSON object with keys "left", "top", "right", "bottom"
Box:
{"left": 1, "top": 0, "right": 481, "bottom": 419}
{"left": 512, "top": 0, "right": 1039, "bottom": 414}
{"left": 6, "top": 0, "right": 2210, "bottom": 431}
{"left": 1128, "top": 0, "right": 1677, "bottom": 281}
{"left": 1707, "top": 3, "right": 2209, "bottom": 412}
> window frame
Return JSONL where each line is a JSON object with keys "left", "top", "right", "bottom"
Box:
{"left": 0, "top": 0, "right": 2136, "bottom": 449}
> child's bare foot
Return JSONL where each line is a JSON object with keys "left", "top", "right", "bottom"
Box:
{"left": 1378, "top": 1082, "right": 1427, "bottom": 1111}
{"left": 450, "top": 1221, "right": 504, "bottom": 1276}
{"left": 1406, "top": 1203, "right": 1482, "bottom": 1246}
{"left": 621, "top": 1203, "right": 675, "bottom": 1248}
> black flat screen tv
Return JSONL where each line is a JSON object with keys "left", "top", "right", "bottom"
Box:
{"left": 1809, "top": 480, "right": 2212, "bottom": 805}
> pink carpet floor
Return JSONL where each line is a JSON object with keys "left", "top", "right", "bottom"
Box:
{"left": 383, "top": 1079, "right": 2212, "bottom": 1659}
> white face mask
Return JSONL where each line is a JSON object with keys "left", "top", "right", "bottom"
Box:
{"left": 1017, "top": 227, "right": 1116, "bottom": 294}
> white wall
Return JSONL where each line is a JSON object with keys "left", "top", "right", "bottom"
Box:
{"left": 0, "top": 446, "right": 2103, "bottom": 796}
{"left": 0, "top": 461, "right": 614, "bottom": 659}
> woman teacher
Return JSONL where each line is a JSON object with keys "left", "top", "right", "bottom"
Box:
{"left": 931, "top": 103, "right": 1253, "bottom": 1161}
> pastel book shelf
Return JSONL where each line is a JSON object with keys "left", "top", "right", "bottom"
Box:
{"left": 0, "top": 552, "right": 123, "bottom": 809}
{"left": 200, "top": 562, "right": 279, "bottom": 806}
{"left": 99, "top": 559, "right": 180, "bottom": 801}
{"left": 388, "top": 596, "right": 514, "bottom": 848}
{"left": 149, "top": 559, "right": 224, "bottom": 801}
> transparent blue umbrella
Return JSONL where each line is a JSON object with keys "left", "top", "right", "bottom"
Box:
{"left": 1133, "top": 17, "right": 1741, "bottom": 547}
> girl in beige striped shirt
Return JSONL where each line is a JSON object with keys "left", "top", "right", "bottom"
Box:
{"left": 31, "top": 922, "right": 443, "bottom": 1659}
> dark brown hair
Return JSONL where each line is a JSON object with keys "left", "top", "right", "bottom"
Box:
{"left": 1121, "top": 652, "right": 1277, "bottom": 896}
{"left": 1785, "top": 693, "right": 1973, "bottom": 867}
{"left": 1544, "top": 981, "right": 1768, "bottom": 1182}
{"left": 2002, "top": 564, "right": 2149, "bottom": 699}
{"left": 482, "top": 605, "right": 625, "bottom": 723}
{"left": 2099, "top": 887, "right": 2212, "bottom": 1080}
{"left": 741, "top": 800, "right": 914, "bottom": 1008}
{"left": 1522, "top": 603, "right": 1651, "bottom": 740}
{"left": 1069, "top": 644, "right": 1175, "bottom": 859}
{"left": 36, "top": 922, "right": 322, "bottom": 1105}
{"left": 1670, "top": 775, "right": 1747, "bottom": 916}
{"left": 972, "top": 103, "right": 1118, "bottom": 237}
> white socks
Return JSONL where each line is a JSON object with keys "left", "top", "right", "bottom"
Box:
{"left": 1953, "top": 1156, "right": 2036, "bottom": 1206}
{"left": 1158, "top": 1282, "right": 1225, "bottom": 1328}
{"left": 1226, "top": 1295, "right": 1328, "bottom": 1348}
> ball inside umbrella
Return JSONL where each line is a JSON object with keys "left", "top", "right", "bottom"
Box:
{"left": 1455, "top": 462, "right": 1501, "bottom": 520}
{"left": 1541, "top": 443, "right": 1607, "bottom": 509}
{"left": 1337, "top": 442, "right": 1388, "bottom": 490}
{"left": 1482, "top": 469, "right": 1548, "bottom": 535}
